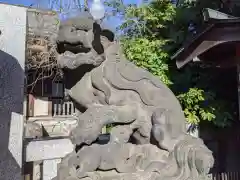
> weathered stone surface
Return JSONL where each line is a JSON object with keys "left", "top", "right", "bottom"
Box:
{"left": 54, "top": 13, "right": 214, "bottom": 180}
{"left": 25, "top": 138, "right": 74, "bottom": 162}
{"left": 26, "top": 117, "right": 78, "bottom": 137}
{"left": 25, "top": 121, "right": 43, "bottom": 138}
{"left": 33, "top": 161, "right": 42, "bottom": 180}
{"left": 27, "top": 8, "right": 59, "bottom": 42}
{"left": 43, "top": 159, "right": 61, "bottom": 180}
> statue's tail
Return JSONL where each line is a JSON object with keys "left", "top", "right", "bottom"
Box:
{"left": 151, "top": 108, "right": 214, "bottom": 180}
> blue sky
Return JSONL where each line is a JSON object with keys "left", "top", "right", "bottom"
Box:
{"left": 0, "top": 0, "right": 138, "bottom": 6}
{"left": 0, "top": 0, "right": 34, "bottom": 6}
{"left": 0, "top": 0, "right": 138, "bottom": 30}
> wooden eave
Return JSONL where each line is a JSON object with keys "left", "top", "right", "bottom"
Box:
{"left": 172, "top": 9, "right": 240, "bottom": 68}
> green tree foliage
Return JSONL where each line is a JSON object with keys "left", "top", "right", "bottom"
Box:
{"left": 106, "top": 0, "right": 235, "bottom": 127}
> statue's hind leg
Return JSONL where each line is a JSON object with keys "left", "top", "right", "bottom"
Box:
{"left": 151, "top": 108, "right": 185, "bottom": 152}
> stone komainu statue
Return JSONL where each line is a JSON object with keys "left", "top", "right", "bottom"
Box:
{"left": 54, "top": 12, "right": 214, "bottom": 180}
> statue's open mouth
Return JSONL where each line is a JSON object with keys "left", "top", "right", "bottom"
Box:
{"left": 57, "top": 41, "right": 91, "bottom": 55}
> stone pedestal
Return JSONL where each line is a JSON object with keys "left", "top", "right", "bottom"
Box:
{"left": 0, "top": 3, "right": 27, "bottom": 180}
{"left": 43, "top": 159, "right": 61, "bottom": 180}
